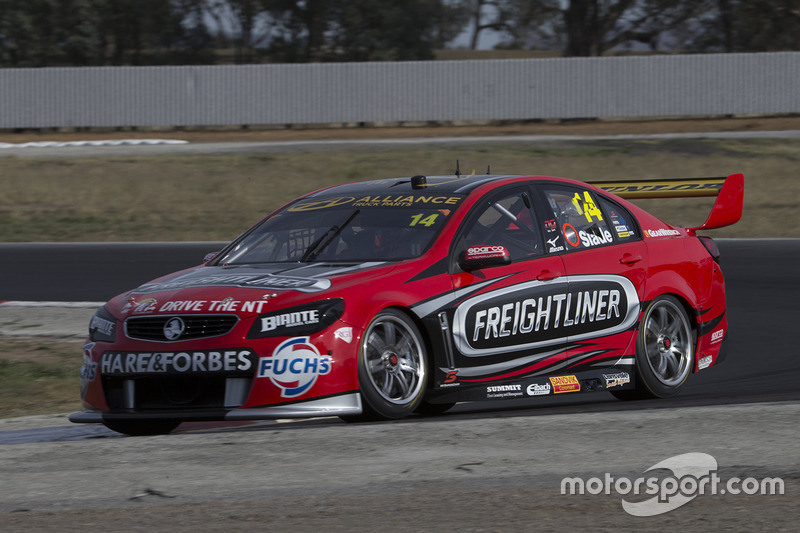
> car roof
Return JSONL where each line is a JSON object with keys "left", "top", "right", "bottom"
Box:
{"left": 304, "top": 174, "right": 576, "bottom": 198}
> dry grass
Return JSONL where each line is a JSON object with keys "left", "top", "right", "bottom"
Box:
{"left": 1, "top": 136, "right": 797, "bottom": 241}
{"left": 0, "top": 338, "right": 84, "bottom": 418}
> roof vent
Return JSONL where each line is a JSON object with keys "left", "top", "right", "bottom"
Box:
{"left": 411, "top": 175, "right": 427, "bottom": 189}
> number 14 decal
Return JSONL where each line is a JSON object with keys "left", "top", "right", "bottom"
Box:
{"left": 409, "top": 213, "right": 439, "bottom": 227}
{"left": 572, "top": 191, "right": 603, "bottom": 223}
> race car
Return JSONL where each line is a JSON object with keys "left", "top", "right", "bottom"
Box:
{"left": 70, "top": 172, "right": 744, "bottom": 435}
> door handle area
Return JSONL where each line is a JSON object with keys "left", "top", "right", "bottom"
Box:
{"left": 620, "top": 253, "right": 643, "bottom": 265}
{"left": 536, "top": 269, "right": 562, "bottom": 281}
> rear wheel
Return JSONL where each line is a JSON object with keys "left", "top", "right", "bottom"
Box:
{"left": 346, "top": 309, "right": 428, "bottom": 420}
{"left": 612, "top": 295, "right": 694, "bottom": 401}
{"left": 103, "top": 419, "right": 181, "bottom": 436}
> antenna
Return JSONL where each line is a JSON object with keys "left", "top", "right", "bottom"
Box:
{"left": 487, "top": 165, "right": 491, "bottom": 174}
{"left": 455, "top": 160, "right": 461, "bottom": 178}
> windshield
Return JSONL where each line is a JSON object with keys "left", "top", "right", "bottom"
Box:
{"left": 214, "top": 198, "right": 461, "bottom": 265}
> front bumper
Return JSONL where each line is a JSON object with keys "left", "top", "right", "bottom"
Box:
{"left": 69, "top": 392, "right": 362, "bottom": 423}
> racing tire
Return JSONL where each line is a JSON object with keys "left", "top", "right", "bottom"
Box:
{"left": 349, "top": 309, "right": 429, "bottom": 420}
{"left": 102, "top": 419, "right": 181, "bottom": 436}
{"left": 612, "top": 295, "right": 694, "bottom": 401}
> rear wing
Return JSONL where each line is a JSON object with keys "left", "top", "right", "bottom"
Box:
{"left": 590, "top": 173, "right": 744, "bottom": 233}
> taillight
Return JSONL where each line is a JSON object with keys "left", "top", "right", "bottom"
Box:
{"left": 698, "top": 236, "right": 721, "bottom": 263}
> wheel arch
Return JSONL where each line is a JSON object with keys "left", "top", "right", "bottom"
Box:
{"left": 641, "top": 272, "right": 702, "bottom": 334}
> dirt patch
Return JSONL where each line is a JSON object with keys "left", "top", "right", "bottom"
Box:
{"left": 3, "top": 115, "right": 800, "bottom": 143}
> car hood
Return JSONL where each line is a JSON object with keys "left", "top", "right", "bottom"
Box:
{"left": 108, "top": 261, "right": 391, "bottom": 318}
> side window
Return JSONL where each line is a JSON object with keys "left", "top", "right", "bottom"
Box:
{"left": 543, "top": 186, "right": 614, "bottom": 251}
{"left": 597, "top": 195, "right": 639, "bottom": 242}
{"left": 458, "top": 190, "right": 542, "bottom": 262}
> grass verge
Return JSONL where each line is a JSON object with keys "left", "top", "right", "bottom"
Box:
{"left": 1, "top": 137, "right": 798, "bottom": 241}
{"left": 0, "top": 339, "right": 84, "bottom": 418}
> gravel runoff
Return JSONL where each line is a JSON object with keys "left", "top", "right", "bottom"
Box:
{"left": 0, "top": 302, "right": 98, "bottom": 338}
{"left": 0, "top": 400, "right": 797, "bottom": 531}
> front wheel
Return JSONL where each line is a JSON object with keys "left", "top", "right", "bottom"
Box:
{"left": 613, "top": 295, "right": 694, "bottom": 401}
{"left": 354, "top": 309, "right": 429, "bottom": 419}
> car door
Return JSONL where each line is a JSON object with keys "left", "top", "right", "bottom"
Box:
{"left": 539, "top": 183, "right": 648, "bottom": 370}
{"left": 443, "top": 185, "right": 571, "bottom": 387}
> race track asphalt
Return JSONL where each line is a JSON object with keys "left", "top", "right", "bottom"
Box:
{"left": 1, "top": 239, "right": 798, "bottom": 415}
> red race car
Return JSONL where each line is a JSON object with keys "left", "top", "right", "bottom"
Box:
{"left": 70, "top": 172, "right": 743, "bottom": 435}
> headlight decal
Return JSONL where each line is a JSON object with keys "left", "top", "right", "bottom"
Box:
{"left": 247, "top": 299, "right": 345, "bottom": 339}
{"left": 89, "top": 306, "right": 117, "bottom": 342}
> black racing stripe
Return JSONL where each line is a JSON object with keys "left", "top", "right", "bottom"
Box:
{"left": 698, "top": 311, "right": 725, "bottom": 337}
{"left": 405, "top": 258, "right": 449, "bottom": 283}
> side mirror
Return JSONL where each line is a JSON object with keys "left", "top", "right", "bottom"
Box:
{"left": 458, "top": 245, "right": 511, "bottom": 271}
{"left": 203, "top": 251, "right": 220, "bottom": 263}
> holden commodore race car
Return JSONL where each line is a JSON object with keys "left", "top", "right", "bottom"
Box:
{"left": 70, "top": 172, "right": 743, "bottom": 435}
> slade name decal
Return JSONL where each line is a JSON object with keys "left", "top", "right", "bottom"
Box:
{"left": 452, "top": 275, "right": 639, "bottom": 356}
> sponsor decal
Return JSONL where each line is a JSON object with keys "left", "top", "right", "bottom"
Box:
{"left": 288, "top": 194, "right": 462, "bottom": 211}
{"left": 444, "top": 370, "right": 458, "bottom": 383}
{"left": 544, "top": 218, "right": 558, "bottom": 232}
{"left": 122, "top": 297, "right": 158, "bottom": 315}
{"left": 579, "top": 228, "right": 613, "bottom": 248}
{"left": 710, "top": 329, "right": 724, "bottom": 344}
{"left": 141, "top": 299, "right": 273, "bottom": 314}
{"left": 598, "top": 180, "right": 723, "bottom": 197}
{"left": 550, "top": 375, "right": 580, "bottom": 394}
{"left": 352, "top": 195, "right": 461, "bottom": 208}
{"left": 547, "top": 236, "right": 565, "bottom": 253}
{"left": 248, "top": 299, "right": 344, "bottom": 339}
{"left": 439, "top": 369, "right": 460, "bottom": 387}
{"left": 646, "top": 228, "right": 681, "bottom": 238}
{"left": 80, "top": 343, "right": 98, "bottom": 397}
{"left": 100, "top": 349, "right": 255, "bottom": 375}
{"left": 614, "top": 225, "right": 632, "bottom": 238}
{"left": 89, "top": 315, "right": 115, "bottom": 338}
{"left": 698, "top": 354, "right": 713, "bottom": 370}
{"left": 526, "top": 382, "right": 552, "bottom": 396}
{"left": 334, "top": 327, "right": 353, "bottom": 343}
{"left": 486, "top": 384, "right": 524, "bottom": 399}
{"left": 261, "top": 309, "right": 319, "bottom": 332}
{"left": 134, "top": 273, "right": 332, "bottom": 294}
{"left": 288, "top": 196, "right": 357, "bottom": 211}
{"left": 452, "top": 274, "right": 640, "bottom": 357}
{"left": 134, "top": 299, "right": 272, "bottom": 314}
{"left": 466, "top": 245, "right": 509, "bottom": 261}
{"left": 562, "top": 223, "right": 580, "bottom": 247}
{"left": 257, "top": 337, "right": 331, "bottom": 398}
{"left": 603, "top": 372, "right": 630, "bottom": 388}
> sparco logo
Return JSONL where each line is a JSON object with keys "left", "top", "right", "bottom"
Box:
{"left": 452, "top": 275, "right": 640, "bottom": 356}
{"left": 468, "top": 246, "right": 505, "bottom": 255}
